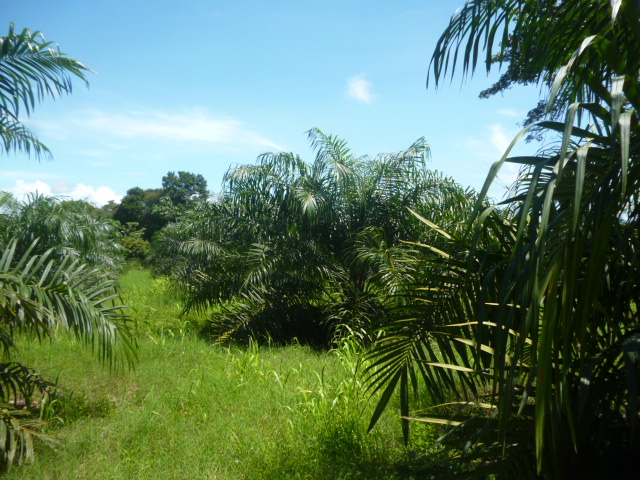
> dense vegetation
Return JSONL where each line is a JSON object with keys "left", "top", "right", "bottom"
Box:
{"left": 5, "top": 270, "right": 425, "bottom": 480}
{"left": 364, "top": 1, "right": 640, "bottom": 478}
{"left": 0, "top": 24, "right": 134, "bottom": 470}
{"left": 2, "top": 1, "right": 639, "bottom": 478}
{"left": 152, "top": 129, "right": 476, "bottom": 346}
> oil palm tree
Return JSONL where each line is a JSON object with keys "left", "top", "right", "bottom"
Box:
{"left": 0, "top": 24, "right": 134, "bottom": 469}
{"left": 154, "top": 129, "right": 475, "bottom": 346}
{"left": 0, "top": 192, "right": 123, "bottom": 272}
{"left": 366, "top": 1, "right": 640, "bottom": 478}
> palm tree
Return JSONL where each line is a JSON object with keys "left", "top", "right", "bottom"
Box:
{"left": 0, "top": 24, "right": 134, "bottom": 470}
{"left": 153, "top": 129, "right": 475, "bottom": 346}
{"left": 366, "top": 1, "right": 640, "bottom": 477}
{"left": 0, "top": 192, "right": 123, "bottom": 272}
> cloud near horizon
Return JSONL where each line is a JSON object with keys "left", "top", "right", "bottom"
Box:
{"left": 347, "top": 73, "right": 375, "bottom": 104}
{"left": 489, "top": 124, "right": 520, "bottom": 187}
{"left": 3, "top": 180, "right": 122, "bottom": 207}
{"left": 496, "top": 108, "right": 522, "bottom": 118}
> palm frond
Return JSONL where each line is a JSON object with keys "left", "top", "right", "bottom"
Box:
{"left": 0, "top": 23, "right": 90, "bottom": 120}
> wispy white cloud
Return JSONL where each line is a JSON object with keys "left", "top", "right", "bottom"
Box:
{"left": 496, "top": 108, "right": 522, "bottom": 118}
{"left": 489, "top": 124, "right": 511, "bottom": 154}
{"left": 84, "top": 160, "right": 115, "bottom": 167}
{"left": 0, "top": 170, "right": 58, "bottom": 180}
{"left": 347, "top": 73, "right": 376, "bottom": 104}
{"left": 23, "top": 119, "right": 71, "bottom": 140}
{"left": 489, "top": 124, "right": 521, "bottom": 188}
{"left": 73, "top": 148, "right": 114, "bottom": 159}
{"left": 77, "top": 108, "right": 285, "bottom": 150}
{"left": 462, "top": 124, "right": 521, "bottom": 195}
{"left": 464, "top": 123, "right": 514, "bottom": 159}
{"left": 2, "top": 180, "right": 122, "bottom": 206}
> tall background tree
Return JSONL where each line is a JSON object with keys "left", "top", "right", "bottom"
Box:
{"left": 113, "top": 187, "right": 165, "bottom": 240}
{"left": 0, "top": 24, "right": 135, "bottom": 469}
{"left": 161, "top": 171, "right": 208, "bottom": 207}
{"left": 112, "top": 172, "right": 209, "bottom": 243}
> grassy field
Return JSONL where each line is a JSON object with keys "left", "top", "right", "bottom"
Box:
{"left": 6, "top": 269, "right": 439, "bottom": 480}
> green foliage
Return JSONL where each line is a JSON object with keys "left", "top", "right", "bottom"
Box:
{"left": 161, "top": 170, "right": 208, "bottom": 207}
{"left": 113, "top": 172, "right": 209, "bottom": 242}
{"left": 153, "top": 129, "right": 476, "bottom": 347}
{"left": 0, "top": 192, "right": 123, "bottom": 272}
{"left": 118, "top": 223, "right": 151, "bottom": 261}
{"left": 366, "top": 1, "right": 640, "bottom": 478}
{"left": 0, "top": 241, "right": 136, "bottom": 368}
{"left": 118, "top": 268, "right": 206, "bottom": 338}
{"left": 0, "top": 23, "right": 90, "bottom": 159}
{"left": 96, "top": 200, "right": 119, "bottom": 220}
{"left": 121, "top": 236, "right": 150, "bottom": 261}
{"left": 0, "top": 241, "right": 136, "bottom": 470}
{"left": 4, "top": 332, "right": 414, "bottom": 480}
{"left": 113, "top": 187, "right": 165, "bottom": 241}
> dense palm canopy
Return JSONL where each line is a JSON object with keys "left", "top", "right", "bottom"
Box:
{"left": 0, "top": 24, "right": 133, "bottom": 470}
{"left": 365, "top": 1, "right": 640, "bottom": 478}
{"left": 154, "top": 128, "right": 476, "bottom": 346}
{"left": 0, "top": 193, "right": 123, "bottom": 272}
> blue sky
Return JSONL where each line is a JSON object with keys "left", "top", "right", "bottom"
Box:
{"left": 2, "top": 0, "right": 542, "bottom": 205}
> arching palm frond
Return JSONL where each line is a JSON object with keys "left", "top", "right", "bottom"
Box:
{"left": 0, "top": 239, "right": 135, "bottom": 469}
{"left": 0, "top": 239, "right": 136, "bottom": 367}
{"left": 365, "top": 2, "right": 640, "bottom": 478}
{"left": 0, "top": 117, "right": 51, "bottom": 158}
{"left": 0, "top": 193, "right": 122, "bottom": 274}
{"left": 0, "top": 23, "right": 91, "bottom": 159}
{"left": 364, "top": 207, "right": 511, "bottom": 439}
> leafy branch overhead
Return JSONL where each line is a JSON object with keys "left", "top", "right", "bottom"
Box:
{"left": 0, "top": 23, "right": 91, "bottom": 159}
{"left": 366, "top": 1, "right": 640, "bottom": 478}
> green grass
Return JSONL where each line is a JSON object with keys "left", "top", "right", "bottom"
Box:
{"left": 118, "top": 268, "right": 208, "bottom": 338}
{"left": 5, "top": 269, "right": 440, "bottom": 479}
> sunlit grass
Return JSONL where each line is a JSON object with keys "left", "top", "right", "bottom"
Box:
{"left": 118, "top": 268, "right": 209, "bottom": 338}
{"left": 9, "top": 336, "right": 416, "bottom": 479}
{"left": 6, "top": 269, "right": 441, "bottom": 479}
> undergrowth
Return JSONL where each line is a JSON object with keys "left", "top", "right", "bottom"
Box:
{"left": 5, "top": 269, "right": 445, "bottom": 479}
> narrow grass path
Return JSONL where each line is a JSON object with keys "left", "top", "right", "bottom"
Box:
{"left": 5, "top": 270, "right": 432, "bottom": 479}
